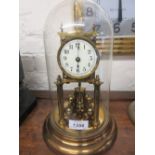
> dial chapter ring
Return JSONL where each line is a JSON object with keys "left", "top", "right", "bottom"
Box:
{"left": 57, "top": 37, "right": 100, "bottom": 80}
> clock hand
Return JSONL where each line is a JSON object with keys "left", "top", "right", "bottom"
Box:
{"left": 76, "top": 42, "right": 80, "bottom": 57}
{"left": 75, "top": 42, "right": 81, "bottom": 71}
{"left": 118, "top": 0, "right": 122, "bottom": 23}
{"left": 75, "top": 56, "right": 80, "bottom": 72}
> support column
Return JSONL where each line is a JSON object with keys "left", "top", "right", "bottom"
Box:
{"left": 94, "top": 75, "right": 101, "bottom": 127}
{"left": 56, "top": 75, "right": 64, "bottom": 124}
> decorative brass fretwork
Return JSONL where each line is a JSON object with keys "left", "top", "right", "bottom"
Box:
{"left": 56, "top": 74, "right": 103, "bottom": 128}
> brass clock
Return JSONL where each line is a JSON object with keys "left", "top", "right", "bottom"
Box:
{"left": 43, "top": 0, "right": 117, "bottom": 154}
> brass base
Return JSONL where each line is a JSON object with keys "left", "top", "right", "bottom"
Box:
{"left": 43, "top": 112, "right": 117, "bottom": 155}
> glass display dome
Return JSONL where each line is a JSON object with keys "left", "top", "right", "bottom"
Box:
{"left": 43, "top": 0, "right": 117, "bottom": 154}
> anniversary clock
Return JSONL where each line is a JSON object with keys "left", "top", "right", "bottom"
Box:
{"left": 43, "top": 0, "right": 117, "bottom": 154}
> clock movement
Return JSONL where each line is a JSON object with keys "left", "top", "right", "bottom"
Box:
{"left": 43, "top": 0, "right": 117, "bottom": 154}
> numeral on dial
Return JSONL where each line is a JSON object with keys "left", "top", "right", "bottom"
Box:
{"left": 86, "top": 7, "right": 94, "bottom": 17}
{"left": 75, "top": 43, "right": 80, "bottom": 50}
{"left": 64, "top": 50, "right": 69, "bottom": 54}
{"left": 76, "top": 69, "right": 80, "bottom": 73}
{"left": 131, "top": 22, "right": 135, "bottom": 32}
{"left": 114, "top": 22, "right": 120, "bottom": 33}
{"left": 63, "top": 56, "right": 67, "bottom": 60}
{"left": 65, "top": 63, "right": 69, "bottom": 67}
{"left": 90, "top": 56, "right": 93, "bottom": 60}
{"left": 69, "top": 45, "right": 73, "bottom": 49}
{"left": 70, "top": 67, "right": 73, "bottom": 71}
{"left": 88, "top": 50, "right": 91, "bottom": 54}
{"left": 84, "top": 44, "right": 85, "bottom": 50}
{"left": 83, "top": 67, "right": 86, "bottom": 71}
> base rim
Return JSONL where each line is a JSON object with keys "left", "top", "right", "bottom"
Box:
{"left": 43, "top": 113, "right": 117, "bottom": 155}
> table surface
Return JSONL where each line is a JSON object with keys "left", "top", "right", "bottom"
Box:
{"left": 20, "top": 99, "right": 135, "bottom": 155}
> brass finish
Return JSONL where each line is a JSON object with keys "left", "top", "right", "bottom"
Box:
{"left": 74, "top": 0, "right": 83, "bottom": 32}
{"left": 57, "top": 31, "right": 99, "bottom": 80}
{"left": 55, "top": 75, "right": 64, "bottom": 124}
{"left": 43, "top": 111, "right": 117, "bottom": 155}
{"left": 74, "top": 0, "right": 83, "bottom": 23}
{"left": 55, "top": 73, "right": 103, "bottom": 128}
{"left": 96, "top": 36, "right": 135, "bottom": 55}
{"left": 63, "top": 86, "right": 95, "bottom": 127}
{"left": 58, "top": 31, "right": 97, "bottom": 43}
{"left": 94, "top": 75, "right": 102, "bottom": 127}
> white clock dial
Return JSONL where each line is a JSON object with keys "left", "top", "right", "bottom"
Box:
{"left": 59, "top": 39, "right": 99, "bottom": 79}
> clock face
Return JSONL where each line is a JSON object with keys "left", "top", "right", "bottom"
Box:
{"left": 58, "top": 39, "right": 99, "bottom": 79}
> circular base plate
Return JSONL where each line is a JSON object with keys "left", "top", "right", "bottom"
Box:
{"left": 43, "top": 113, "right": 117, "bottom": 155}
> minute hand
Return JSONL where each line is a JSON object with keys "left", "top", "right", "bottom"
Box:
{"left": 118, "top": 0, "right": 122, "bottom": 23}
{"left": 75, "top": 43, "right": 81, "bottom": 69}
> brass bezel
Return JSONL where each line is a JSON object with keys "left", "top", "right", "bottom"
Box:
{"left": 57, "top": 36, "right": 100, "bottom": 80}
